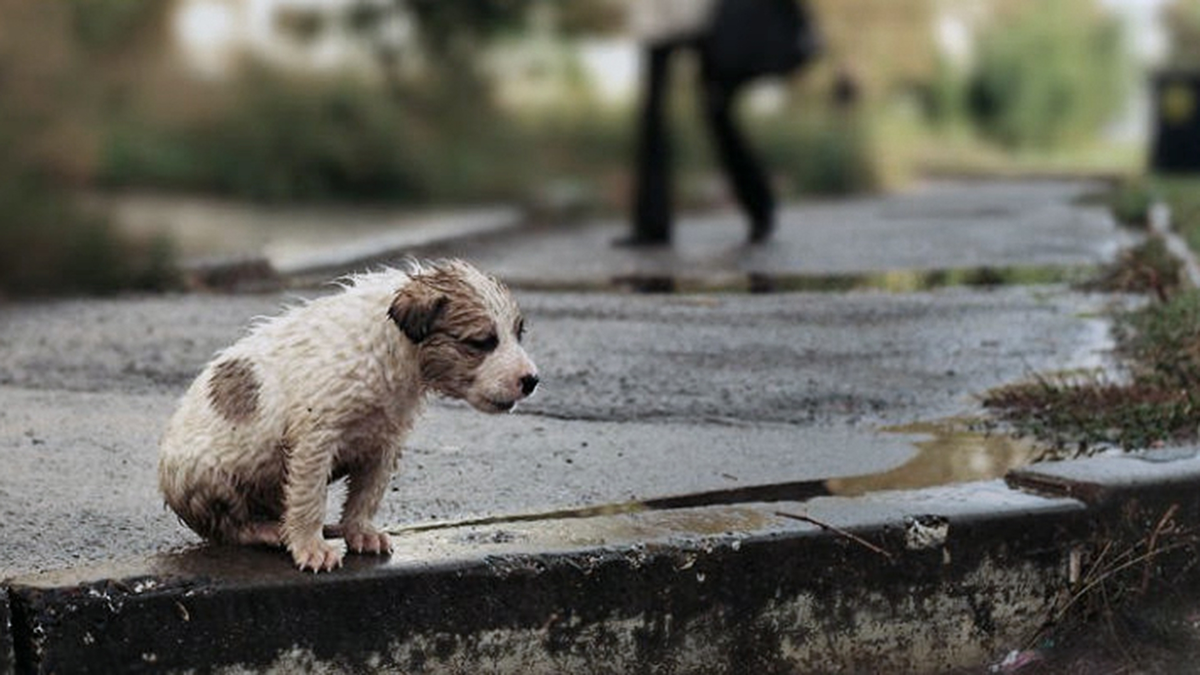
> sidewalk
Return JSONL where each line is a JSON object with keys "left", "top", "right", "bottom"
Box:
{"left": 99, "top": 192, "right": 524, "bottom": 291}
{"left": 4, "top": 179, "right": 1197, "bottom": 673}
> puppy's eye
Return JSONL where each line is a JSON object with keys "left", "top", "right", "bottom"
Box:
{"left": 462, "top": 334, "right": 499, "bottom": 353}
{"left": 516, "top": 319, "right": 526, "bottom": 342}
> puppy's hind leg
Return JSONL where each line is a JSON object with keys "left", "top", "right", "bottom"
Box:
{"left": 233, "top": 521, "right": 283, "bottom": 547}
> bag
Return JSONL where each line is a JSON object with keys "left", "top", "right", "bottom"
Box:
{"left": 701, "top": 0, "right": 820, "bottom": 85}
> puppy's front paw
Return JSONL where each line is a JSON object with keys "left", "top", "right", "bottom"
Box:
{"left": 344, "top": 526, "right": 393, "bottom": 556}
{"left": 289, "top": 537, "right": 345, "bottom": 573}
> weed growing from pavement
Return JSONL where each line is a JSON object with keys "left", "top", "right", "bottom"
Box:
{"left": 984, "top": 371, "right": 1198, "bottom": 455}
{"left": 1083, "top": 236, "right": 1182, "bottom": 300}
{"left": 980, "top": 178, "right": 1200, "bottom": 672}
{"left": 986, "top": 289, "right": 1200, "bottom": 455}
{"left": 985, "top": 179, "right": 1200, "bottom": 456}
{"left": 1012, "top": 504, "right": 1200, "bottom": 674}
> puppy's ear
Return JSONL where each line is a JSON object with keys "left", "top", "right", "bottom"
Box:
{"left": 389, "top": 280, "right": 448, "bottom": 344}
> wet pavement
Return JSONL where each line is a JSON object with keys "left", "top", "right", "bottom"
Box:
{"left": 414, "top": 179, "right": 1134, "bottom": 288}
{"left": 0, "top": 178, "right": 1131, "bottom": 579}
{"left": 5, "top": 178, "right": 1189, "bottom": 674}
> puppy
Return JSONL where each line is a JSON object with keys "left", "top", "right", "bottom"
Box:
{"left": 159, "top": 259, "right": 538, "bottom": 572}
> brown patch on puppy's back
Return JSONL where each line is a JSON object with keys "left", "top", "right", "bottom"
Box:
{"left": 208, "top": 357, "right": 260, "bottom": 422}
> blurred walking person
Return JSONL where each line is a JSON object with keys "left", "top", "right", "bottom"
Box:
{"left": 618, "top": 0, "right": 820, "bottom": 247}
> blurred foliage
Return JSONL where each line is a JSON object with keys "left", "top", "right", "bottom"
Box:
{"left": 91, "top": 0, "right": 877, "bottom": 205}
{"left": 962, "top": 0, "right": 1128, "bottom": 150}
{"left": 99, "top": 67, "right": 876, "bottom": 206}
{"left": 400, "top": 0, "right": 621, "bottom": 43}
{"left": 0, "top": 178, "right": 177, "bottom": 296}
{"left": 100, "top": 68, "right": 530, "bottom": 204}
{"left": 0, "top": 0, "right": 1144, "bottom": 296}
{"left": 406, "top": 0, "right": 534, "bottom": 44}
{"left": 757, "top": 113, "right": 877, "bottom": 196}
{"left": 0, "top": 0, "right": 178, "bottom": 296}
{"left": 64, "top": 0, "right": 167, "bottom": 53}
{"left": 1165, "top": 0, "right": 1200, "bottom": 70}
{"left": 809, "top": 0, "right": 937, "bottom": 99}
{"left": 1153, "top": 176, "right": 1200, "bottom": 256}
{"left": 554, "top": 0, "right": 625, "bottom": 36}
{"left": 104, "top": 72, "right": 429, "bottom": 202}
{"left": 1107, "top": 177, "right": 1154, "bottom": 227}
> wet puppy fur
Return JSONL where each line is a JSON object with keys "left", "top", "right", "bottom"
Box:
{"left": 159, "top": 260, "right": 538, "bottom": 572}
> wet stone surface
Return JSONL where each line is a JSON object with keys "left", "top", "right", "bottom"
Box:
{"left": 2, "top": 486, "right": 1093, "bottom": 675}
{"left": 0, "top": 178, "right": 1157, "bottom": 673}
{"left": 0, "top": 283, "right": 1118, "bottom": 578}
{"left": 0, "top": 178, "right": 1140, "bottom": 578}
{"left": 0, "top": 588, "right": 11, "bottom": 675}
{"left": 418, "top": 180, "right": 1133, "bottom": 287}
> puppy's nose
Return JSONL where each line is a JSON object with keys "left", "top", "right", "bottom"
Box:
{"left": 520, "top": 374, "right": 540, "bottom": 396}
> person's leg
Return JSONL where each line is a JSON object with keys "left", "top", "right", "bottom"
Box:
{"left": 701, "top": 77, "right": 776, "bottom": 243}
{"left": 624, "top": 42, "right": 676, "bottom": 246}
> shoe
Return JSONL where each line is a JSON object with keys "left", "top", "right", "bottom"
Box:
{"left": 612, "top": 234, "right": 671, "bottom": 248}
{"left": 749, "top": 217, "right": 775, "bottom": 244}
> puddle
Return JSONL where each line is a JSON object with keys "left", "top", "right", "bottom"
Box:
{"left": 391, "top": 420, "right": 1044, "bottom": 536}
{"left": 390, "top": 482, "right": 829, "bottom": 536}
{"left": 826, "top": 420, "right": 1042, "bottom": 496}
{"left": 391, "top": 503, "right": 651, "bottom": 535}
{"left": 600, "top": 264, "right": 1096, "bottom": 294}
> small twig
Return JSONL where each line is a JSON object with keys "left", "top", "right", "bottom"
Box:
{"left": 775, "top": 510, "right": 893, "bottom": 560}
{"left": 1141, "top": 503, "right": 1180, "bottom": 593}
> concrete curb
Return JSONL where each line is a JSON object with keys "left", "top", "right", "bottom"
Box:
{"left": 278, "top": 207, "right": 527, "bottom": 285}
{"left": 1008, "top": 446, "right": 1200, "bottom": 504}
{"left": 1150, "top": 199, "right": 1200, "bottom": 289}
{"left": 5, "top": 448, "right": 1200, "bottom": 674}
{"left": 0, "top": 589, "right": 12, "bottom": 675}
{"left": 181, "top": 206, "right": 527, "bottom": 293}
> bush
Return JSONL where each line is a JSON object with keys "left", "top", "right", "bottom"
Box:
{"left": 0, "top": 1, "right": 179, "bottom": 297}
{"left": 756, "top": 112, "right": 878, "bottom": 196}
{"left": 99, "top": 68, "right": 879, "bottom": 209}
{"left": 0, "top": 179, "right": 178, "bottom": 296}
{"left": 100, "top": 70, "right": 543, "bottom": 205}
{"left": 966, "top": 0, "right": 1128, "bottom": 150}
{"left": 103, "top": 75, "right": 430, "bottom": 202}
{"left": 1108, "top": 178, "right": 1154, "bottom": 227}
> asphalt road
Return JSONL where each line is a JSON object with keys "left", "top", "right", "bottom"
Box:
{"left": 0, "top": 179, "right": 1134, "bottom": 578}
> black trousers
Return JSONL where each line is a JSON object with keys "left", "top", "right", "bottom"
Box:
{"left": 631, "top": 40, "right": 775, "bottom": 241}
